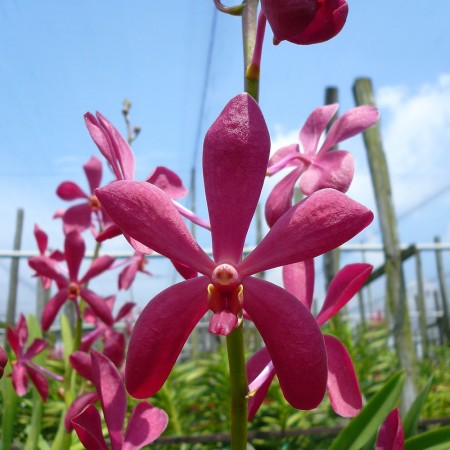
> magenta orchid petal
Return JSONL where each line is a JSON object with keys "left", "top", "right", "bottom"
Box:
{"left": 65, "top": 231, "right": 85, "bottom": 281}
{"left": 80, "top": 328, "right": 105, "bottom": 352}
{"left": 81, "top": 255, "right": 115, "bottom": 284}
{"left": 146, "top": 166, "right": 187, "bottom": 200}
{"left": 122, "top": 403, "right": 169, "bottom": 450}
{"left": 0, "top": 346, "right": 7, "bottom": 379}
{"left": 96, "top": 180, "right": 214, "bottom": 275}
{"left": 80, "top": 288, "right": 114, "bottom": 326}
{"left": 299, "top": 150, "right": 354, "bottom": 195}
{"left": 171, "top": 259, "right": 198, "bottom": 280}
{"left": 26, "top": 365, "right": 49, "bottom": 402}
{"left": 34, "top": 224, "right": 48, "bottom": 255}
{"left": 83, "top": 156, "right": 103, "bottom": 194}
{"left": 240, "top": 189, "right": 373, "bottom": 277}
{"left": 96, "top": 223, "right": 122, "bottom": 242}
{"left": 12, "top": 363, "right": 28, "bottom": 396}
{"left": 321, "top": 105, "right": 380, "bottom": 154}
{"left": 70, "top": 351, "right": 93, "bottom": 382}
{"left": 28, "top": 256, "right": 67, "bottom": 287}
{"left": 91, "top": 350, "right": 126, "bottom": 450}
{"left": 115, "top": 302, "right": 136, "bottom": 322}
{"left": 7, "top": 326, "right": 21, "bottom": 358}
{"left": 118, "top": 260, "right": 140, "bottom": 291}
{"left": 324, "top": 334, "right": 362, "bottom": 417}
{"left": 376, "top": 408, "right": 404, "bottom": 450}
{"left": 173, "top": 201, "right": 211, "bottom": 231}
{"left": 103, "top": 331, "right": 126, "bottom": 368}
{"left": 265, "top": 166, "right": 302, "bottom": 227}
{"left": 243, "top": 277, "right": 327, "bottom": 409}
{"left": 126, "top": 277, "right": 209, "bottom": 398}
{"left": 203, "top": 93, "right": 270, "bottom": 263}
{"left": 24, "top": 338, "right": 47, "bottom": 359}
{"left": 56, "top": 181, "right": 88, "bottom": 201}
{"left": 247, "top": 347, "right": 277, "bottom": 421}
{"left": 65, "top": 392, "right": 99, "bottom": 432}
{"left": 72, "top": 404, "right": 109, "bottom": 450}
{"left": 62, "top": 203, "right": 93, "bottom": 234}
{"left": 41, "top": 289, "right": 69, "bottom": 331}
{"left": 268, "top": 143, "right": 299, "bottom": 170}
{"left": 299, "top": 103, "right": 339, "bottom": 155}
{"left": 282, "top": 259, "right": 315, "bottom": 309}
{"left": 316, "top": 263, "right": 373, "bottom": 326}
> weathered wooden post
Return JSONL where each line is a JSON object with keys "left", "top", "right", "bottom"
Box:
{"left": 433, "top": 290, "right": 445, "bottom": 346}
{"left": 6, "top": 208, "right": 24, "bottom": 330}
{"left": 434, "top": 236, "right": 450, "bottom": 343}
{"left": 353, "top": 78, "right": 417, "bottom": 411}
{"left": 414, "top": 249, "right": 429, "bottom": 358}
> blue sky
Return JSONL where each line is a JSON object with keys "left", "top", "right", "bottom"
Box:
{"left": 1, "top": 1, "right": 450, "bottom": 317}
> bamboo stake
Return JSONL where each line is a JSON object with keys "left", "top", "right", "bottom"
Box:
{"left": 414, "top": 250, "right": 429, "bottom": 358}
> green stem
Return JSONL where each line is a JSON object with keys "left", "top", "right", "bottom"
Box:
{"left": 242, "top": 0, "right": 260, "bottom": 101}
{"left": 226, "top": 322, "right": 248, "bottom": 449}
{"left": 24, "top": 390, "right": 43, "bottom": 450}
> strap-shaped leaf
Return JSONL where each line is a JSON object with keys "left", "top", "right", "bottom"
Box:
{"left": 403, "top": 376, "right": 433, "bottom": 438}
{"left": 404, "top": 426, "right": 450, "bottom": 450}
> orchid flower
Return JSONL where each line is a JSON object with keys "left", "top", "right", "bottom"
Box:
{"left": 247, "top": 261, "right": 372, "bottom": 420}
{"left": 118, "top": 252, "right": 152, "bottom": 291}
{"left": 85, "top": 111, "right": 209, "bottom": 255}
{"left": 28, "top": 231, "right": 115, "bottom": 331}
{"left": 265, "top": 103, "right": 379, "bottom": 226}
{"left": 97, "top": 93, "right": 373, "bottom": 410}
{"left": 0, "top": 346, "right": 7, "bottom": 379}
{"left": 261, "top": 0, "right": 349, "bottom": 45}
{"left": 7, "top": 314, "right": 63, "bottom": 401}
{"left": 376, "top": 408, "right": 404, "bottom": 450}
{"left": 56, "top": 156, "right": 112, "bottom": 235}
{"left": 72, "top": 350, "right": 168, "bottom": 450}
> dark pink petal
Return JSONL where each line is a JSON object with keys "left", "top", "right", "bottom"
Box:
{"left": 80, "top": 288, "right": 114, "bottom": 326}
{"left": 123, "top": 403, "right": 169, "bottom": 450}
{"left": 26, "top": 365, "right": 49, "bottom": 402}
{"left": 96, "top": 223, "right": 122, "bottom": 242}
{"left": 316, "top": 263, "right": 373, "bottom": 326}
{"left": 126, "top": 277, "right": 209, "bottom": 398}
{"left": 80, "top": 328, "right": 104, "bottom": 352}
{"left": 265, "top": 167, "right": 302, "bottom": 228}
{"left": 171, "top": 259, "right": 198, "bottom": 280}
{"left": 268, "top": 143, "right": 299, "bottom": 170}
{"left": 65, "top": 231, "right": 85, "bottom": 282}
{"left": 65, "top": 392, "right": 99, "bottom": 432}
{"left": 0, "top": 346, "right": 7, "bottom": 379}
{"left": 240, "top": 189, "right": 373, "bottom": 277}
{"left": 300, "top": 150, "right": 354, "bottom": 195}
{"left": 243, "top": 277, "right": 327, "bottom": 409}
{"left": 203, "top": 93, "right": 270, "bottom": 263}
{"left": 12, "top": 363, "right": 28, "bottom": 396}
{"left": 91, "top": 350, "right": 126, "bottom": 450}
{"left": 72, "top": 404, "right": 109, "bottom": 450}
{"left": 299, "top": 104, "right": 338, "bottom": 156}
{"left": 70, "top": 351, "right": 93, "bottom": 382}
{"left": 118, "top": 260, "right": 140, "bottom": 290}
{"left": 24, "top": 338, "right": 47, "bottom": 359}
{"left": 376, "top": 408, "right": 404, "bottom": 450}
{"left": 282, "top": 259, "right": 315, "bottom": 309}
{"left": 7, "top": 326, "right": 21, "bottom": 358}
{"left": 83, "top": 156, "right": 103, "bottom": 194}
{"left": 290, "top": 0, "right": 348, "bottom": 45}
{"left": 96, "top": 181, "right": 214, "bottom": 275}
{"left": 96, "top": 112, "right": 135, "bottom": 180}
{"left": 208, "top": 311, "right": 238, "bottom": 336}
{"left": 324, "top": 334, "right": 361, "bottom": 417}
{"left": 34, "top": 224, "right": 48, "bottom": 255}
{"left": 247, "top": 347, "right": 276, "bottom": 421}
{"left": 103, "top": 331, "right": 126, "bottom": 368}
{"left": 81, "top": 255, "right": 115, "bottom": 284}
{"left": 321, "top": 105, "right": 379, "bottom": 154}
{"left": 41, "top": 289, "right": 69, "bottom": 331}
{"left": 28, "top": 256, "right": 67, "bottom": 287}
{"left": 16, "top": 314, "right": 28, "bottom": 349}
{"left": 115, "top": 302, "right": 135, "bottom": 322}
{"left": 62, "top": 203, "right": 92, "bottom": 234}
{"left": 57, "top": 181, "right": 88, "bottom": 201}
{"left": 146, "top": 166, "right": 187, "bottom": 200}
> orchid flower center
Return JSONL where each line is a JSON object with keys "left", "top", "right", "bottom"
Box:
{"left": 67, "top": 282, "right": 80, "bottom": 300}
{"left": 88, "top": 194, "right": 101, "bottom": 211}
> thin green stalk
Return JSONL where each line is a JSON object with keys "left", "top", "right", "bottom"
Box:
{"left": 242, "top": 0, "right": 260, "bottom": 101}
{"left": 226, "top": 322, "right": 248, "bottom": 449}
{"left": 24, "top": 390, "right": 43, "bottom": 450}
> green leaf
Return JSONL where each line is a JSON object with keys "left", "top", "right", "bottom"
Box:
{"left": 0, "top": 362, "right": 19, "bottom": 450}
{"left": 60, "top": 314, "right": 73, "bottom": 367}
{"left": 404, "top": 426, "right": 450, "bottom": 450}
{"left": 403, "top": 376, "right": 433, "bottom": 438}
{"left": 329, "top": 371, "right": 405, "bottom": 450}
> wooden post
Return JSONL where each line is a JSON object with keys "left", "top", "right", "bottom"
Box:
{"left": 36, "top": 280, "right": 51, "bottom": 322}
{"left": 357, "top": 291, "right": 366, "bottom": 326}
{"left": 433, "top": 290, "right": 445, "bottom": 346}
{"left": 434, "top": 236, "right": 450, "bottom": 343}
{"left": 353, "top": 78, "right": 417, "bottom": 412}
{"left": 414, "top": 250, "right": 429, "bottom": 358}
{"left": 6, "top": 209, "right": 24, "bottom": 329}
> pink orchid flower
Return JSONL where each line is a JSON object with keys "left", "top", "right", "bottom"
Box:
{"left": 56, "top": 156, "right": 112, "bottom": 235}
{"left": 265, "top": 103, "right": 379, "bottom": 227}
{"left": 85, "top": 112, "right": 209, "bottom": 255}
{"left": 376, "top": 408, "right": 404, "bottom": 450}
{"left": 118, "top": 252, "right": 152, "bottom": 291}
{"left": 0, "top": 346, "right": 7, "bottom": 379}
{"left": 247, "top": 261, "right": 372, "bottom": 420}
{"left": 28, "top": 231, "right": 115, "bottom": 331}
{"left": 96, "top": 93, "right": 373, "bottom": 410}
{"left": 7, "top": 314, "right": 63, "bottom": 401}
{"left": 72, "top": 350, "right": 168, "bottom": 450}
{"left": 261, "top": 0, "right": 348, "bottom": 45}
